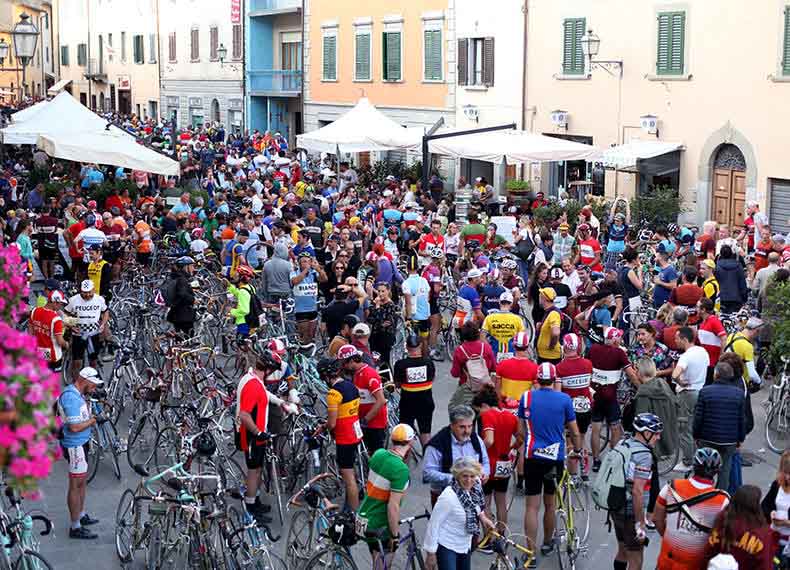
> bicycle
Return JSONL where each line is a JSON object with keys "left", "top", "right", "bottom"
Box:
{"left": 550, "top": 459, "right": 589, "bottom": 570}
{"left": 85, "top": 398, "right": 123, "bottom": 484}
{"left": 285, "top": 473, "right": 343, "bottom": 568}
{"left": 0, "top": 486, "right": 53, "bottom": 570}
{"left": 765, "top": 356, "right": 790, "bottom": 454}
{"left": 477, "top": 528, "right": 536, "bottom": 570}
{"left": 368, "top": 510, "right": 431, "bottom": 570}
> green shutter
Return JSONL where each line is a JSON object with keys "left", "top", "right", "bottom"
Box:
{"left": 323, "top": 35, "right": 336, "bottom": 80}
{"left": 383, "top": 31, "right": 401, "bottom": 81}
{"left": 562, "top": 18, "right": 585, "bottom": 75}
{"left": 657, "top": 11, "right": 685, "bottom": 75}
{"left": 355, "top": 33, "right": 370, "bottom": 80}
{"left": 424, "top": 29, "right": 442, "bottom": 81}
{"left": 783, "top": 7, "right": 790, "bottom": 75}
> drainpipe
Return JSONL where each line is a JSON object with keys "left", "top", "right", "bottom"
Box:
{"left": 300, "top": 0, "right": 305, "bottom": 138}
{"left": 520, "top": 1, "right": 529, "bottom": 180}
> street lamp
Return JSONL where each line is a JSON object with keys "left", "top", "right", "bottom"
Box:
{"left": 0, "top": 39, "right": 9, "bottom": 66}
{"left": 580, "top": 29, "right": 622, "bottom": 77}
{"left": 12, "top": 12, "right": 39, "bottom": 101}
{"left": 217, "top": 43, "right": 228, "bottom": 66}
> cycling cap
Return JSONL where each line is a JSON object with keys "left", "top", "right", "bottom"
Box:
{"left": 267, "top": 339, "right": 287, "bottom": 355}
{"left": 577, "top": 223, "right": 590, "bottom": 232}
{"left": 390, "top": 424, "right": 417, "bottom": 444}
{"left": 499, "top": 291, "right": 514, "bottom": 304}
{"left": 80, "top": 280, "right": 95, "bottom": 292}
{"left": 352, "top": 323, "right": 371, "bottom": 337}
{"left": 467, "top": 268, "right": 484, "bottom": 280}
{"left": 538, "top": 287, "right": 556, "bottom": 302}
{"left": 79, "top": 367, "right": 102, "bottom": 385}
{"left": 176, "top": 256, "right": 195, "bottom": 266}
{"left": 633, "top": 412, "right": 664, "bottom": 434}
{"left": 48, "top": 290, "right": 67, "bottom": 304}
{"left": 550, "top": 267, "right": 563, "bottom": 280}
{"left": 87, "top": 243, "right": 102, "bottom": 251}
{"left": 336, "top": 344, "right": 361, "bottom": 360}
{"left": 562, "top": 333, "right": 582, "bottom": 352}
{"left": 537, "top": 363, "right": 557, "bottom": 382}
{"left": 365, "top": 251, "right": 379, "bottom": 263}
{"left": 604, "top": 327, "right": 624, "bottom": 342}
{"left": 693, "top": 447, "right": 722, "bottom": 478}
{"left": 513, "top": 332, "right": 530, "bottom": 350}
{"left": 191, "top": 227, "right": 204, "bottom": 237}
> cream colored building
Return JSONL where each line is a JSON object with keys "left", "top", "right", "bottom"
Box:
{"left": 56, "top": 0, "right": 160, "bottom": 116}
{"left": 525, "top": 0, "right": 790, "bottom": 233}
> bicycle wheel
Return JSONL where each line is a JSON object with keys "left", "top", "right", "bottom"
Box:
{"left": 217, "top": 456, "right": 246, "bottom": 496}
{"left": 766, "top": 401, "right": 790, "bottom": 454}
{"left": 115, "top": 489, "right": 136, "bottom": 564}
{"left": 387, "top": 542, "right": 427, "bottom": 570}
{"left": 104, "top": 421, "right": 122, "bottom": 480}
{"left": 127, "top": 413, "right": 159, "bottom": 470}
{"left": 85, "top": 432, "right": 101, "bottom": 484}
{"left": 303, "top": 547, "right": 359, "bottom": 570}
{"left": 269, "top": 459, "right": 285, "bottom": 526}
{"left": 568, "top": 479, "right": 590, "bottom": 545}
{"left": 286, "top": 510, "right": 317, "bottom": 568}
{"left": 12, "top": 551, "right": 53, "bottom": 570}
{"left": 486, "top": 554, "right": 514, "bottom": 570}
{"left": 554, "top": 509, "right": 578, "bottom": 570}
{"left": 152, "top": 426, "right": 182, "bottom": 470}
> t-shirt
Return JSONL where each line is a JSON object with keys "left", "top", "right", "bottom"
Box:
{"left": 291, "top": 269, "right": 319, "bottom": 314}
{"left": 589, "top": 343, "right": 630, "bottom": 402}
{"left": 65, "top": 293, "right": 107, "bottom": 337}
{"left": 537, "top": 309, "right": 562, "bottom": 360}
{"left": 454, "top": 284, "right": 481, "bottom": 325}
{"left": 34, "top": 215, "right": 58, "bottom": 251}
{"left": 698, "top": 316, "right": 726, "bottom": 364}
{"left": 481, "top": 408, "right": 519, "bottom": 479}
{"left": 624, "top": 438, "right": 653, "bottom": 506}
{"left": 578, "top": 238, "right": 603, "bottom": 272}
{"left": 59, "top": 385, "right": 92, "bottom": 448}
{"left": 556, "top": 357, "right": 593, "bottom": 414}
{"left": 326, "top": 379, "right": 362, "bottom": 445}
{"left": 725, "top": 333, "right": 754, "bottom": 385}
{"left": 676, "top": 346, "right": 710, "bottom": 391}
{"left": 393, "top": 356, "right": 435, "bottom": 393}
{"left": 30, "top": 307, "right": 64, "bottom": 363}
{"left": 653, "top": 265, "right": 678, "bottom": 308}
{"left": 358, "top": 449, "right": 410, "bottom": 533}
{"left": 482, "top": 311, "right": 525, "bottom": 360}
{"left": 670, "top": 284, "right": 704, "bottom": 324}
{"left": 496, "top": 357, "right": 538, "bottom": 401}
{"left": 550, "top": 282, "right": 572, "bottom": 311}
{"left": 518, "top": 388, "right": 575, "bottom": 461}
{"left": 402, "top": 274, "right": 431, "bottom": 321}
{"left": 354, "top": 365, "right": 387, "bottom": 429}
{"left": 460, "top": 223, "right": 486, "bottom": 246}
{"left": 237, "top": 372, "right": 270, "bottom": 450}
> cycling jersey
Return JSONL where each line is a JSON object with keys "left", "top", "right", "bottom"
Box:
{"left": 678, "top": 227, "right": 695, "bottom": 246}
{"left": 724, "top": 332, "right": 754, "bottom": 385}
{"left": 536, "top": 309, "right": 562, "bottom": 360}
{"left": 393, "top": 356, "right": 435, "bottom": 393}
{"left": 419, "top": 234, "right": 445, "bottom": 258}
{"left": 482, "top": 311, "right": 525, "bottom": 360}
{"left": 30, "top": 306, "right": 64, "bottom": 363}
{"left": 480, "top": 283, "right": 506, "bottom": 315}
{"left": 607, "top": 223, "right": 628, "bottom": 254}
{"left": 326, "top": 379, "right": 362, "bottom": 445}
{"left": 236, "top": 372, "right": 270, "bottom": 450}
{"left": 556, "top": 356, "right": 593, "bottom": 414}
{"left": 65, "top": 293, "right": 107, "bottom": 337}
{"left": 87, "top": 259, "right": 109, "bottom": 297}
{"left": 402, "top": 274, "right": 431, "bottom": 321}
{"left": 354, "top": 365, "right": 387, "bottom": 429}
{"left": 578, "top": 238, "right": 603, "bottom": 271}
{"left": 481, "top": 408, "right": 519, "bottom": 479}
{"left": 698, "top": 316, "right": 726, "bottom": 363}
{"left": 588, "top": 344, "right": 630, "bottom": 402}
{"left": 496, "top": 357, "right": 537, "bottom": 400}
{"left": 453, "top": 284, "right": 481, "bottom": 326}
{"left": 702, "top": 277, "right": 720, "bottom": 313}
{"left": 224, "top": 240, "right": 244, "bottom": 277}
{"left": 517, "top": 388, "right": 575, "bottom": 462}
{"left": 357, "top": 449, "right": 410, "bottom": 536}
{"left": 291, "top": 269, "right": 319, "bottom": 313}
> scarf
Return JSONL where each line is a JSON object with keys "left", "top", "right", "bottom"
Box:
{"left": 451, "top": 479, "right": 485, "bottom": 535}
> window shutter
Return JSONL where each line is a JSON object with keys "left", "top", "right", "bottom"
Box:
{"left": 60, "top": 45, "right": 69, "bottom": 66}
{"left": 424, "top": 29, "right": 442, "bottom": 81}
{"left": 191, "top": 28, "right": 199, "bottom": 60}
{"left": 323, "top": 35, "right": 336, "bottom": 80}
{"left": 169, "top": 32, "right": 176, "bottom": 61}
{"left": 482, "top": 36, "right": 495, "bottom": 86}
{"left": 210, "top": 27, "right": 218, "bottom": 60}
{"left": 149, "top": 34, "right": 156, "bottom": 63}
{"left": 232, "top": 24, "right": 242, "bottom": 59}
{"left": 657, "top": 12, "right": 684, "bottom": 75}
{"left": 457, "top": 38, "right": 468, "bottom": 85}
{"left": 562, "top": 18, "right": 585, "bottom": 75}
{"left": 355, "top": 33, "right": 370, "bottom": 80}
{"left": 669, "top": 12, "right": 685, "bottom": 73}
{"left": 783, "top": 7, "right": 790, "bottom": 75}
{"left": 384, "top": 32, "right": 401, "bottom": 81}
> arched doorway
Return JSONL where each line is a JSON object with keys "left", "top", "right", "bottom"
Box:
{"left": 211, "top": 99, "right": 220, "bottom": 123}
{"left": 712, "top": 144, "right": 747, "bottom": 228}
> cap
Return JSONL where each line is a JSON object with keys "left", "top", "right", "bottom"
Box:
{"left": 513, "top": 331, "right": 530, "bottom": 350}
{"left": 745, "top": 317, "right": 764, "bottom": 330}
{"left": 499, "top": 291, "right": 514, "bottom": 304}
{"left": 48, "top": 290, "right": 66, "bottom": 304}
{"left": 539, "top": 287, "right": 556, "bottom": 302}
{"left": 577, "top": 223, "right": 590, "bottom": 232}
{"left": 701, "top": 259, "right": 716, "bottom": 269}
{"left": 537, "top": 362, "right": 557, "bottom": 382}
{"left": 467, "top": 268, "right": 484, "bottom": 279}
{"left": 267, "top": 338, "right": 287, "bottom": 355}
{"left": 352, "top": 323, "right": 371, "bottom": 337}
{"left": 614, "top": 212, "right": 626, "bottom": 220}
{"left": 550, "top": 267, "right": 563, "bottom": 280}
{"left": 87, "top": 200, "right": 97, "bottom": 209}
{"left": 337, "top": 344, "right": 362, "bottom": 360}
{"left": 390, "top": 424, "right": 417, "bottom": 444}
{"left": 773, "top": 233, "right": 786, "bottom": 243}
{"left": 558, "top": 222, "right": 570, "bottom": 231}
{"left": 385, "top": 175, "right": 396, "bottom": 181}
{"left": 79, "top": 366, "right": 103, "bottom": 385}
{"left": 80, "top": 280, "right": 95, "bottom": 293}
{"left": 87, "top": 243, "right": 102, "bottom": 251}
{"left": 605, "top": 327, "right": 624, "bottom": 341}
{"left": 562, "top": 333, "right": 582, "bottom": 352}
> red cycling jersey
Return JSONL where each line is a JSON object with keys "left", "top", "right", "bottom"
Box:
{"left": 354, "top": 365, "right": 388, "bottom": 429}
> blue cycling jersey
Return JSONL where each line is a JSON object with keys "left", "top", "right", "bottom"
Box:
{"left": 518, "top": 388, "right": 575, "bottom": 462}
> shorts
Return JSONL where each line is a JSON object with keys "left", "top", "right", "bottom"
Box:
{"left": 48, "top": 358, "right": 63, "bottom": 372}
{"left": 295, "top": 311, "right": 318, "bottom": 322}
{"left": 38, "top": 247, "right": 57, "bottom": 261}
{"left": 366, "top": 533, "right": 398, "bottom": 554}
{"left": 71, "top": 335, "right": 102, "bottom": 362}
{"left": 243, "top": 441, "right": 266, "bottom": 470}
{"left": 63, "top": 443, "right": 90, "bottom": 478}
{"left": 483, "top": 476, "right": 510, "bottom": 495}
{"left": 591, "top": 396, "right": 621, "bottom": 425}
{"left": 335, "top": 443, "right": 359, "bottom": 470}
{"left": 613, "top": 509, "right": 642, "bottom": 551}
{"left": 429, "top": 299, "right": 441, "bottom": 316}
{"left": 236, "top": 323, "right": 250, "bottom": 337}
{"left": 363, "top": 428, "right": 386, "bottom": 454}
{"left": 136, "top": 252, "right": 151, "bottom": 266}
{"left": 399, "top": 390, "right": 435, "bottom": 434}
{"left": 411, "top": 319, "right": 430, "bottom": 337}
{"left": 523, "top": 458, "right": 563, "bottom": 496}
{"left": 575, "top": 411, "right": 592, "bottom": 434}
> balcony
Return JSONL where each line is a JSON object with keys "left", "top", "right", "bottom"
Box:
{"left": 83, "top": 59, "right": 107, "bottom": 82}
{"left": 249, "top": 0, "right": 301, "bottom": 17}
{"left": 248, "top": 69, "right": 302, "bottom": 97}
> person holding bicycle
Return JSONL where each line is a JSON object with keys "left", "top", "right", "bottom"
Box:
{"left": 338, "top": 344, "right": 388, "bottom": 453}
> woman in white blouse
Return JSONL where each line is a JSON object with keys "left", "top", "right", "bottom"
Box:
{"left": 424, "top": 457, "right": 494, "bottom": 570}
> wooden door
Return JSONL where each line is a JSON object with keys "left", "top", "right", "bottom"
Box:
{"left": 731, "top": 171, "right": 746, "bottom": 228}
{"left": 713, "top": 168, "right": 732, "bottom": 226}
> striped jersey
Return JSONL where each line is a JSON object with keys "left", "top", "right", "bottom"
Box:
{"left": 326, "top": 379, "right": 362, "bottom": 445}
{"left": 357, "top": 449, "right": 410, "bottom": 533}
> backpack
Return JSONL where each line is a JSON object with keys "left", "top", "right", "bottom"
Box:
{"left": 243, "top": 284, "right": 263, "bottom": 328}
{"left": 161, "top": 277, "right": 179, "bottom": 307}
{"left": 664, "top": 480, "right": 729, "bottom": 533}
{"left": 459, "top": 343, "right": 491, "bottom": 392}
{"left": 591, "top": 438, "right": 651, "bottom": 512}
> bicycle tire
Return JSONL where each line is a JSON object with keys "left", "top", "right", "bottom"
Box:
{"left": 269, "top": 459, "right": 285, "bottom": 527}
{"left": 85, "top": 432, "right": 101, "bottom": 484}
{"left": 126, "top": 413, "right": 159, "bottom": 471}
{"left": 105, "top": 421, "right": 122, "bottom": 480}
{"left": 568, "top": 479, "right": 590, "bottom": 545}
{"left": 12, "top": 551, "right": 53, "bottom": 570}
{"left": 656, "top": 445, "right": 681, "bottom": 476}
{"left": 115, "top": 489, "right": 136, "bottom": 563}
{"left": 766, "top": 403, "right": 790, "bottom": 454}
{"left": 554, "top": 509, "right": 577, "bottom": 570}
{"left": 285, "top": 509, "right": 316, "bottom": 568}
{"left": 303, "top": 547, "right": 359, "bottom": 570}
{"left": 486, "top": 555, "right": 514, "bottom": 570}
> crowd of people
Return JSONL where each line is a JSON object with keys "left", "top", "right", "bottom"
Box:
{"left": 4, "top": 111, "right": 790, "bottom": 570}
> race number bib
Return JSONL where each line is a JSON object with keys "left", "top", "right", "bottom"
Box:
{"left": 496, "top": 351, "right": 513, "bottom": 363}
{"left": 354, "top": 514, "right": 368, "bottom": 537}
{"left": 352, "top": 420, "right": 363, "bottom": 440}
{"left": 533, "top": 443, "right": 560, "bottom": 461}
{"left": 572, "top": 396, "right": 591, "bottom": 413}
{"left": 494, "top": 460, "right": 513, "bottom": 479}
{"left": 406, "top": 366, "right": 428, "bottom": 384}
{"left": 38, "top": 347, "right": 52, "bottom": 361}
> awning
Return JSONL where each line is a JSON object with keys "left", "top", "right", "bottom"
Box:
{"left": 597, "top": 140, "right": 684, "bottom": 170}
{"left": 47, "top": 79, "right": 72, "bottom": 95}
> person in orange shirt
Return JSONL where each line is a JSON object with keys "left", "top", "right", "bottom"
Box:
{"left": 133, "top": 220, "right": 153, "bottom": 266}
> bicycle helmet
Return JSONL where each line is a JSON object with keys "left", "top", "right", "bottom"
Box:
{"left": 176, "top": 256, "right": 195, "bottom": 266}
{"left": 513, "top": 332, "right": 530, "bottom": 351}
{"left": 297, "top": 250, "right": 314, "bottom": 260}
{"left": 316, "top": 357, "right": 342, "bottom": 381}
{"left": 268, "top": 338, "right": 287, "bottom": 355}
{"left": 194, "top": 432, "right": 216, "bottom": 457}
{"left": 255, "top": 352, "right": 282, "bottom": 373}
{"left": 501, "top": 258, "right": 517, "bottom": 271}
{"left": 633, "top": 412, "right": 664, "bottom": 434}
{"left": 236, "top": 265, "right": 255, "bottom": 279}
{"left": 191, "top": 227, "right": 204, "bottom": 238}
{"left": 667, "top": 223, "right": 679, "bottom": 235}
{"left": 406, "top": 333, "right": 421, "bottom": 349}
{"left": 693, "top": 447, "right": 722, "bottom": 479}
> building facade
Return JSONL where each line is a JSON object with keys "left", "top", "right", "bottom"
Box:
{"left": 0, "top": 0, "right": 56, "bottom": 103}
{"left": 303, "top": 0, "right": 456, "bottom": 169}
{"left": 159, "top": 0, "right": 244, "bottom": 132}
{"left": 246, "top": 0, "right": 302, "bottom": 143}
{"left": 56, "top": 0, "right": 160, "bottom": 116}
{"left": 526, "top": 0, "right": 790, "bottom": 232}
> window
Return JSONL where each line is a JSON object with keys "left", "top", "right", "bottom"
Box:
{"left": 121, "top": 31, "right": 127, "bottom": 62}
{"left": 423, "top": 21, "right": 442, "bottom": 81}
{"left": 77, "top": 43, "right": 87, "bottom": 66}
{"left": 562, "top": 18, "right": 586, "bottom": 75}
{"left": 60, "top": 45, "right": 69, "bottom": 66}
{"left": 232, "top": 24, "right": 242, "bottom": 59}
{"left": 354, "top": 26, "right": 371, "bottom": 81}
{"left": 783, "top": 6, "right": 790, "bottom": 76}
{"left": 656, "top": 11, "right": 686, "bottom": 75}
{"left": 133, "top": 34, "right": 144, "bottom": 64}
{"left": 168, "top": 32, "right": 176, "bottom": 62}
{"left": 191, "top": 27, "right": 200, "bottom": 61}
{"left": 108, "top": 33, "right": 113, "bottom": 62}
{"left": 108, "top": 33, "right": 113, "bottom": 46}
{"left": 149, "top": 34, "right": 157, "bottom": 63}
{"left": 210, "top": 26, "right": 218, "bottom": 60}
{"left": 382, "top": 31, "right": 402, "bottom": 81}
{"left": 322, "top": 32, "right": 337, "bottom": 81}
{"left": 457, "top": 37, "right": 494, "bottom": 86}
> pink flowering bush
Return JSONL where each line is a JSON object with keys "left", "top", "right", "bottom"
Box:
{"left": 0, "top": 247, "right": 60, "bottom": 494}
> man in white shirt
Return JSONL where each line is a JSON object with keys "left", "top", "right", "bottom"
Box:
{"left": 248, "top": 171, "right": 264, "bottom": 195}
{"left": 75, "top": 214, "right": 108, "bottom": 263}
{"left": 672, "top": 326, "right": 710, "bottom": 471}
{"left": 561, "top": 258, "right": 582, "bottom": 297}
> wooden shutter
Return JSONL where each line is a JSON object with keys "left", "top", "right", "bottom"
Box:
{"left": 355, "top": 33, "right": 370, "bottom": 80}
{"left": 657, "top": 12, "right": 685, "bottom": 75}
{"left": 169, "top": 32, "right": 176, "bottom": 62}
{"left": 383, "top": 32, "right": 401, "bottom": 81}
{"left": 149, "top": 34, "right": 156, "bottom": 63}
{"left": 323, "top": 35, "right": 336, "bottom": 80}
{"left": 232, "top": 24, "right": 242, "bottom": 59}
{"left": 783, "top": 7, "right": 790, "bottom": 75}
{"left": 457, "top": 38, "right": 468, "bottom": 85}
{"left": 210, "top": 27, "right": 218, "bottom": 60}
{"left": 562, "top": 18, "right": 585, "bottom": 75}
{"left": 482, "top": 36, "right": 495, "bottom": 86}
{"left": 191, "top": 28, "right": 199, "bottom": 61}
{"left": 424, "top": 29, "right": 442, "bottom": 80}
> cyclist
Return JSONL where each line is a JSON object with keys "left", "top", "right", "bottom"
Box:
{"left": 29, "top": 290, "right": 68, "bottom": 371}
{"left": 555, "top": 333, "right": 593, "bottom": 472}
{"left": 453, "top": 268, "right": 484, "bottom": 327}
{"left": 338, "top": 344, "right": 388, "bottom": 453}
{"left": 517, "top": 362, "right": 583, "bottom": 564}
{"left": 495, "top": 331, "right": 537, "bottom": 403}
{"left": 576, "top": 223, "right": 603, "bottom": 273}
{"left": 697, "top": 298, "right": 727, "bottom": 385}
{"left": 227, "top": 264, "right": 257, "bottom": 338}
{"left": 86, "top": 244, "right": 112, "bottom": 302}
{"left": 418, "top": 219, "right": 445, "bottom": 266}
{"left": 670, "top": 268, "right": 704, "bottom": 325}
{"left": 653, "top": 448, "right": 729, "bottom": 570}
{"left": 393, "top": 334, "right": 436, "bottom": 447}
{"left": 402, "top": 255, "right": 432, "bottom": 357}
{"left": 723, "top": 317, "right": 764, "bottom": 391}
{"left": 320, "top": 357, "right": 363, "bottom": 510}
{"left": 357, "top": 424, "right": 416, "bottom": 568}
{"left": 611, "top": 413, "right": 664, "bottom": 570}
{"left": 699, "top": 259, "right": 721, "bottom": 313}
{"left": 64, "top": 280, "right": 109, "bottom": 382}
{"left": 535, "top": 288, "right": 563, "bottom": 365}
{"left": 422, "top": 250, "right": 445, "bottom": 360}
{"left": 290, "top": 251, "right": 327, "bottom": 344}
{"left": 165, "top": 256, "right": 197, "bottom": 336}
{"left": 482, "top": 291, "right": 526, "bottom": 362}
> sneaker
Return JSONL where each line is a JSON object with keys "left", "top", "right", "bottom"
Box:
{"left": 540, "top": 542, "right": 555, "bottom": 556}
{"left": 592, "top": 459, "right": 602, "bottom": 473}
{"left": 527, "top": 559, "right": 537, "bottom": 569}
{"left": 80, "top": 514, "right": 100, "bottom": 526}
{"left": 69, "top": 527, "right": 98, "bottom": 539}
{"left": 645, "top": 519, "right": 657, "bottom": 532}
{"left": 673, "top": 461, "right": 691, "bottom": 472}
